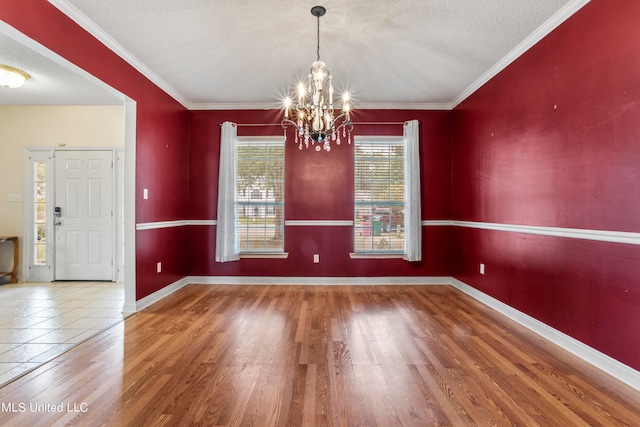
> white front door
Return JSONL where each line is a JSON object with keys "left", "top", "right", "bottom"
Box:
{"left": 55, "top": 151, "right": 114, "bottom": 281}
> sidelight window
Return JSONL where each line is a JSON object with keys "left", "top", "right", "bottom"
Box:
{"left": 34, "top": 161, "right": 47, "bottom": 265}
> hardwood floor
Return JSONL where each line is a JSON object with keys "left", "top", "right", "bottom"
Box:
{"left": 0, "top": 284, "right": 638, "bottom": 426}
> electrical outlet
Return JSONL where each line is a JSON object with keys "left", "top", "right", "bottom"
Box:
{"left": 157, "top": 262, "right": 162, "bottom": 273}
{"left": 313, "top": 254, "right": 319, "bottom": 263}
{"left": 480, "top": 263, "right": 485, "bottom": 275}
{"left": 143, "top": 189, "right": 149, "bottom": 200}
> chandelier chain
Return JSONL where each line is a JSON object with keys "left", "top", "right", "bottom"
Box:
{"left": 316, "top": 13, "right": 321, "bottom": 62}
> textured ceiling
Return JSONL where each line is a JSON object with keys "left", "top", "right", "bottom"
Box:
{"left": 2, "top": 1, "right": 589, "bottom": 108}
{"left": 0, "top": 23, "right": 122, "bottom": 105}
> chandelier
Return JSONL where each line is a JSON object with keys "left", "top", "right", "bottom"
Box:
{"left": 282, "top": 5, "right": 352, "bottom": 152}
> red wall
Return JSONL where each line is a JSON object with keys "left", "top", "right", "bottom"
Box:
{"left": 0, "top": 0, "right": 190, "bottom": 299}
{"left": 187, "top": 109, "right": 453, "bottom": 277}
{"left": 451, "top": 0, "right": 640, "bottom": 370}
{"left": 6, "top": 0, "right": 638, "bottom": 373}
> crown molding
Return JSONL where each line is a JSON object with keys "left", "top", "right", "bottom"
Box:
{"left": 346, "top": 102, "right": 453, "bottom": 111}
{"left": 450, "top": 0, "right": 590, "bottom": 108}
{"left": 188, "top": 101, "right": 453, "bottom": 111}
{"left": 50, "top": 0, "right": 589, "bottom": 112}
{"left": 187, "top": 102, "right": 281, "bottom": 111}
{"left": 48, "top": 0, "right": 191, "bottom": 109}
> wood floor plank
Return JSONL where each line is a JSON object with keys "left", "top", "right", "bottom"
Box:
{"left": 0, "top": 284, "right": 638, "bottom": 426}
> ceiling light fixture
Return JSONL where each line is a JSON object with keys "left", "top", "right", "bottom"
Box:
{"left": 0, "top": 64, "right": 30, "bottom": 88}
{"left": 282, "top": 5, "right": 352, "bottom": 151}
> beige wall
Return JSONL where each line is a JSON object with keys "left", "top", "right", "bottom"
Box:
{"left": 0, "top": 105, "right": 124, "bottom": 278}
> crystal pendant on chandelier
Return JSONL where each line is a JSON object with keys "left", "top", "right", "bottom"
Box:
{"left": 281, "top": 5, "right": 352, "bottom": 152}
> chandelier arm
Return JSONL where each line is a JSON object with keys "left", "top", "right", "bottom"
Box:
{"left": 332, "top": 113, "right": 351, "bottom": 127}
{"left": 332, "top": 111, "right": 351, "bottom": 123}
{"left": 281, "top": 118, "right": 299, "bottom": 128}
{"left": 281, "top": 114, "right": 351, "bottom": 134}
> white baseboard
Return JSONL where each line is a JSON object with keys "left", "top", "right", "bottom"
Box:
{"left": 134, "top": 276, "right": 190, "bottom": 312}
{"left": 122, "top": 301, "right": 137, "bottom": 313}
{"left": 187, "top": 275, "right": 451, "bottom": 286}
{"left": 450, "top": 278, "right": 640, "bottom": 392}
{"left": 130, "top": 274, "right": 640, "bottom": 392}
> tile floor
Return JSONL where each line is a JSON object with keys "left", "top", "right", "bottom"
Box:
{"left": 0, "top": 281, "right": 124, "bottom": 386}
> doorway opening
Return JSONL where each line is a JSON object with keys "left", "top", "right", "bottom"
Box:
{"left": 0, "top": 22, "right": 137, "bottom": 312}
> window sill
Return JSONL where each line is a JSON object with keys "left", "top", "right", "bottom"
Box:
{"left": 240, "top": 252, "right": 289, "bottom": 259}
{"left": 349, "top": 253, "right": 405, "bottom": 259}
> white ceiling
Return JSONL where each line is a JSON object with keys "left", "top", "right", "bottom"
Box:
{"left": 1, "top": 0, "right": 589, "bottom": 108}
{"left": 0, "top": 22, "right": 122, "bottom": 106}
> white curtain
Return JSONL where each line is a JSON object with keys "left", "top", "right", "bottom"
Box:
{"left": 215, "top": 121, "right": 240, "bottom": 262}
{"left": 403, "top": 120, "right": 422, "bottom": 262}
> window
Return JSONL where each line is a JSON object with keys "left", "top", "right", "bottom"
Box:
{"left": 236, "top": 138, "right": 285, "bottom": 252}
{"left": 354, "top": 137, "right": 405, "bottom": 253}
{"left": 24, "top": 149, "right": 56, "bottom": 281}
{"left": 34, "top": 161, "right": 47, "bottom": 265}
